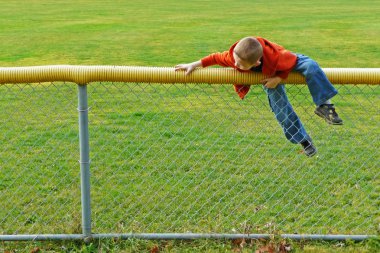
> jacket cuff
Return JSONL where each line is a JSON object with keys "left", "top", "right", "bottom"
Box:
{"left": 201, "top": 55, "right": 215, "bottom": 68}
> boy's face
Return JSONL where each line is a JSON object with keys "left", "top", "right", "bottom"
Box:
{"left": 233, "top": 51, "right": 261, "bottom": 71}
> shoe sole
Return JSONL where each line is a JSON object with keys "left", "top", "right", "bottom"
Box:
{"left": 305, "top": 150, "right": 317, "bottom": 157}
{"left": 314, "top": 110, "right": 343, "bottom": 125}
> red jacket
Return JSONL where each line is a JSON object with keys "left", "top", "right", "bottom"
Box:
{"left": 201, "top": 37, "right": 297, "bottom": 99}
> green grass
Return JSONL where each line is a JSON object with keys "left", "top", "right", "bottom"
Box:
{"left": 2, "top": 237, "right": 380, "bottom": 253}
{"left": 0, "top": 0, "right": 379, "bottom": 67}
{"left": 0, "top": 0, "right": 379, "bottom": 252}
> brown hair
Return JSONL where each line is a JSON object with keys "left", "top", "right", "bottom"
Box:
{"left": 234, "top": 37, "right": 263, "bottom": 63}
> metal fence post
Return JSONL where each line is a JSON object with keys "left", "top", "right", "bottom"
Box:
{"left": 77, "top": 84, "right": 92, "bottom": 240}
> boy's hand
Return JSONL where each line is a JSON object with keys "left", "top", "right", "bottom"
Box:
{"left": 175, "top": 60, "right": 202, "bottom": 75}
{"left": 261, "top": 76, "right": 282, "bottom": 89}
{"left": 175, "top": 63, "right": 196, "bottom": 75}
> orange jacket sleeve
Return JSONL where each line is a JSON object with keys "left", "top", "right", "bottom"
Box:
{"left": 201, "top": 51, "right": 235, "bottom": 68}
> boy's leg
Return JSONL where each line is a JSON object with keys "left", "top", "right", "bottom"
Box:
{"left": 293, "top": 54, "right": 343, "bottom": 125}
{"left": 265, "top": 85, "right": 316, "bottom": 156}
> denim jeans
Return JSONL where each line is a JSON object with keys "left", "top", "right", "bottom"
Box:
{"left": 263, "top": 54, "right": 338, "bottom": 144}
{"left": 293, "top": 54, "right": 338, "bottom": 106}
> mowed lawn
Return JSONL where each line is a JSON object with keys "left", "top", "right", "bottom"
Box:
{"left": 0, "top": 0, "right": 379, "bottom": 252}
{"left": 0, "top": 0, "right": 379, "bottom": 67}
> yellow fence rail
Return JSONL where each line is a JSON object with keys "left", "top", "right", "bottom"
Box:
{"left": 0, "top": 65, "right": 379, "bottom": 85}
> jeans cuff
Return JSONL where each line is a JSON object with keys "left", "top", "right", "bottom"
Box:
{"left": 315, "top": 90, "right": 338, "bottom": 106}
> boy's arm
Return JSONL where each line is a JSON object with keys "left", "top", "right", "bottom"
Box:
{"left": 201, "top": 51, "right": 234, "bottom": 68}
{"left": 175, "top": 51, "right": 233, "bottom": 75}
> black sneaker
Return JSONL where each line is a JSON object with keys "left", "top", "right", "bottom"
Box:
{"left": 301, "top": 140, "right": 317, "bottom": 157}
{"left": 314, "top": 104, "right": 343, "bottom": 125}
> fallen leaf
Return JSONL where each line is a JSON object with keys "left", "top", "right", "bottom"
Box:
{"left": 279, "top": 242, "right": 292, "bottom": 252}
{"left": 31, "top": 247, "right": 41, "bottom": 253}
{"left": 150, "top": 245, "right": 159, "bottom": 253}
{"left": 232, "top": 238, "right": 245, "bottom": 247}
{"left": 255, "top": 244, "right": 275, "bottom": 253}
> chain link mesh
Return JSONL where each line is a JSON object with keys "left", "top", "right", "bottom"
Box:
{"left": 0, "top": 82, "right": 379, "bottom": 236}
{"left": 0, "top": 83, "right": 81, "bottom": 235}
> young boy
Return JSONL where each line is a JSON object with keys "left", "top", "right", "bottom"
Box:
{"left": 175, "top": 36, "right": 343, "bottom": 157}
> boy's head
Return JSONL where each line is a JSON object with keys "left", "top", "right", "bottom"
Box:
{"left": 233, "top": 37, "right": 263, "bottom": 70}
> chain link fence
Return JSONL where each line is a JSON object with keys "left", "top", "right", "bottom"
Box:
{"left": 0, "top": 80, "right": 379, "bottom": 239}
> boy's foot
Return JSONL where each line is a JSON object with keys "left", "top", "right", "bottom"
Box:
{"left": 301, "top": 140, "right": 317, "bottom": 157}
{"left": 314, "top": 104, "right": 343, "bottom": 125}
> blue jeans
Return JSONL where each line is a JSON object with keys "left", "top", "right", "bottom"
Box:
{"left": 263, "top": 54, "right": 338, "bottom": 144}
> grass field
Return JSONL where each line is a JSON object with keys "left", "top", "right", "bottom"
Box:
{"left": 0, "top": 0, "right": 379, "bottom": 252}
{"left": 0, "top": 0, "right": 379, "bottom": 67}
